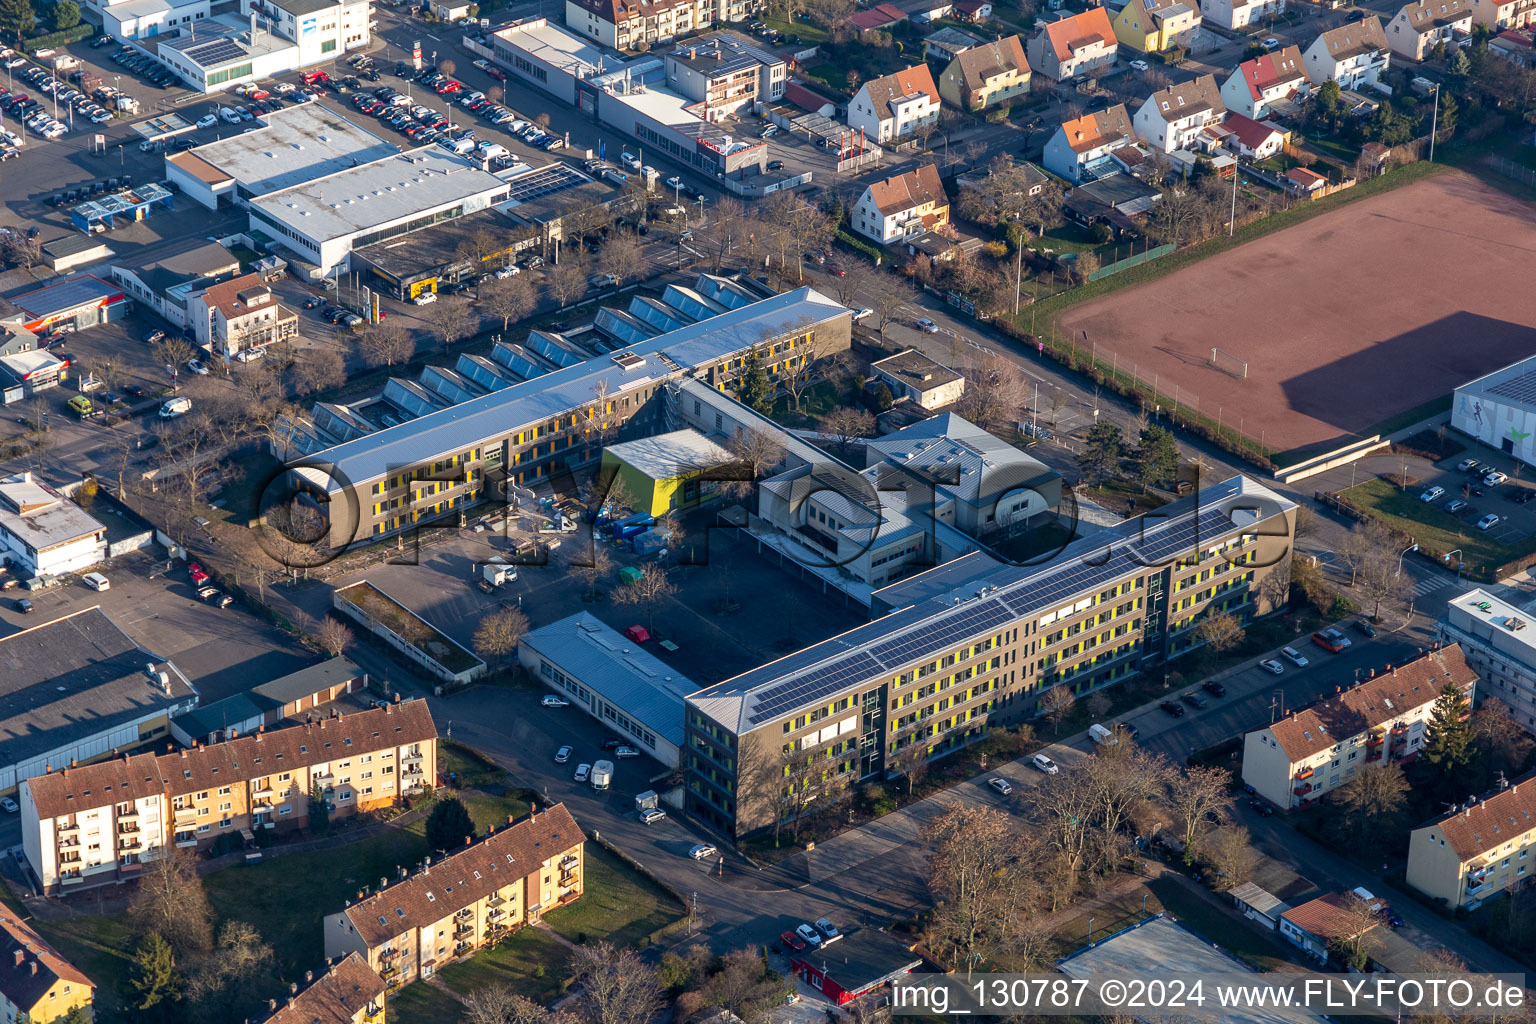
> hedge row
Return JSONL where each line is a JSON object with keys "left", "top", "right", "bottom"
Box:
{"left": 834, "top": 228, "right": 883, "bottom": 265}
{"left": 26, "top": 24, "right": 95, "bottom": 50}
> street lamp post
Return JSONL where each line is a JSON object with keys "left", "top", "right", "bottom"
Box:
{"left": 1396, "top": 540, "right": 1419, "bottom": 577}
{"left": 1429, "top": 81, "right": 1440, "bottom": 163}
{"left": 1444, "top": 548, "right": 1464, "bottom": 580}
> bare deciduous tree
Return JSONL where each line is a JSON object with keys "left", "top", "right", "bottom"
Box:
{"left": 128, "top": 847, "right": 214, "bottom": 957}
{"left": 613, "top": 564, "right": 676, "bottom": 633}
{"left": 600, "top": 230, "right": 647, "bottom": 288}
{"left": 424, "top": 298, "right": 476, "bottom": 352}
{"left": 1038, "top": 684, "right": 1075, "bottom": 732}
{"left": 892, "top": 742, "right": 930, "bottom": 797}
{"left": 548, "top": 260, "right": 588, "bottom": 308}
{"left": 571, "top": 544, "right": 612, "bottom": 601}
{"left": 1204, "top": 825, "right": 1258, "bottom": 891}
{"left": 567, "top": 942, "right": 662, "bottom": 1024}
{"left": 956, "top": 354, "right": 1027, "bottom": 431}
{"left": 819, "top": 406, "right": 875, "bottom": 455}
{"left": 473, "top": 606, "right": 531, "bottom": 669}
{"left": 1168, "top": 764, "right": 1231, "bottom": 865}
{"left": 290, "top": 345, "right": 346, "bottom": 395}
{"left": 483, "top": 275, "right": 536, "bottom": 333}
{"left": 316, "top": 616, "right": 353, "bottom": 658}
{"left": 356, "top": 321, "right": 415, "bottom": 368}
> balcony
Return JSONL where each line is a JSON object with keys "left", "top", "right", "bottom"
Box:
{"left": 453, "top": 923, "right": 474, "bottom": 939}
{"left": 487, "top": 907, "right": 505, "bottom": 920}
{"left": 118, "top": 822, "right": 140, "bottom": 835}
{"left": 59, "top": 850, "right": 81, "bottom": 864}
{"left": 454, "top": 940, "right": 473, "bottom": 955}
{"left": 173, "top": 806, "right": 197, "bottom": 822}
{"left": 56, "top": 821, "right": 79, "bottom": 835}
{"left": 560, "top": 871, "right": 577, "bottom": 886}
{"left": 379, "top": 948, "right": 399, "bottom": 961}
{"left": 174, "top": 834, "right": 198, "bottom": 848}
{"left": 380, "top": 965, "right": 399, "bottom": 980}
{"left": 1366, "top": 733, "right": 1384, "bottom": 747}
{"left": 252, "top": 784, "right": 275, "bottom": 799}
{"left": 1294, "top": 782, "right": 1314, "bottom": 796}
{"left": 1294, "top": 766, "right": 1314, "bottom": 781}
{"left": 559, "top": 855, "right": 579, "bottom": 871}
{"left": 119, "top": 806, "right": 139, "bottom": 818}
{"left": 401, "top": 751, "right": 424, "bottom": 766}
{"left": 557, "top": 889, "right": 579, "bottom": 906}
{"left": 454, "top": 908, "right": 473, "bottom": 921}
{"left": 488, "top": 894, "right": 506, "bottom": 908}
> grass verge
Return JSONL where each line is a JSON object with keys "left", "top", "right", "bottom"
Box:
{"left": 1338, "top": 476, "right": 1531, "bottom": 580}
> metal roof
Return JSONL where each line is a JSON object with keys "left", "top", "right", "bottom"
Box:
{"left": 520, "top": 612, "right": 700, "bottom": 747}
{"left": 186, "top": 105, "right": 399, "bottom": 197}
{"left": 11, "top": 275, "right": 122, "bottom": 317}
{"left": 605, "top": 429, "right": 734, "bottom": 481}
{"left": 690, "top": 476, "right": 1294, "bottom": 732}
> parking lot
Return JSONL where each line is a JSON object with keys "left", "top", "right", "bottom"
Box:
{"left": 0, "top": 548, "right": 314, "bottom": 704}
{"left": 1407, "top": 454, "right": 1536, "bottom": 548}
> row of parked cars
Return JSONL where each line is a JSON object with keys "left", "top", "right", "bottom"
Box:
{"left": 777, "top": 918, "right": 840, "bottom": 953}
{"left": 353, "top": 87, "right": 465, "bottom": 148}
{"left": 111, "top": 45, "right": 178, "bottom": 88}
{"left": 1419, "top": 457, "right": 1530, "bottom": 532}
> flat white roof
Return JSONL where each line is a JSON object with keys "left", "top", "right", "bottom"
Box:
{"left": 606, "top": 429, "right": 734, "bottom": 481}
{"left": 250, "top": 148, "right": 508, "bottom": 242}
{"left": 495, "top": 18, "right": 620, "bottom": 78}
{"left": 183, "top": 105, "right": 399, "bottom": 196}
{"left": 1445, "top": 588, "right": 1536, "bottom": 658}
{"left": 0, "top": 474, "right": 105, "bottom": 552}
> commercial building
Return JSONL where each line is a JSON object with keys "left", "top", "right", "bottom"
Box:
{"left": 273, "top": 281, "right": 851, "bottom": 548}
{"left": 687, "top": 475, "right": 1296, "bottom": 838}
{"left": 1407, "top": 771, "right": 1536, "bottom": 909}
{"left": 248, "top": 148, "right": 512, "bottom": 276}
{"left": 937, "top": 34, "right": 1031, "bottom": 111}
{"left": 869, "top": 349, "right": 966, "bottom": 410}
{"left": 848, "top": 65, "right": 941, "bottom": 144}
{"left": 851, "top": 163, "right": 950, "bottom": 245}
{"left": 1439, "top": 588, "right": 1536, "bottom": 734}
{"left": 1241, "top": 644, "right": 1475, "bottom": 810}
{"left": 1279, "top": 892, "right": 1377, "bottom": 963}
{"left": 0, "top": 472, "right": 107, "bottom": 577}
{"left": 0, "top": 350, "right": 66, "bottom": 404}
{"left": 102, "top": 0, "right": 210, "bottom": 45}
{"left": 254, "top": 953, "right": 384, "bottom": 1024}
{"left": 0, "top": 607, "right": 196, "bottom": 802}
{"left": 166, "top": 104, "right": 400, "bottom": 210}
{"left": 244, "top": 0, "right": 374, "bottom": 66}
{"left": 565, "top": 0, "right": 715, "bottom": 50}
{"left": 110, "top": 238, "right": 242, "bottom": 328}
{"left": 664, "top": 33, "right": 787, "bottom": 120}
{"left": 39, "top": 235, "right": 115, "bottom": 274}
{"left": 1025, "top": 7, "right": 1118, "bottom": 80}
{"left": 1452, "top": 354, "right": 1536, "bottom": 469}
{"left": 1386, "top": 0, "right": 1472, "bottom": 59}
{"left": 9, "top": 276, "right": 129, "bottom": 334}
{"left": 787, "top": 928, "right": 923, "bottom": 1006}
{"left": 68, "top": 182, "right": 176, "bottom": 234}
{"left": 519, "top": 612, "right": 702, "bottom": 766}
{"left": 170, "top": 656, "right": 369, "bottom": 745}
{"left": 21, "top": 700, "right": 435, "bottom": 893}
{"left": 187, "top": 272, "right": 299, "bottom": 358}
{"left": 324, "top": 805, "right": 584, "bottom": 987}
{"left": 0, "top": 910, "right": 94, "bottom": 1024}
{"left": 600, "top": 428, "right": 735, "bottom": 516}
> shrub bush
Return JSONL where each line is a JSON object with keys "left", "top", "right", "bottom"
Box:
{"left": 25, "top": 23, "right": 94, "bottom": 48}
{"left": 835, "top": 228, "right": 883, "bottom": 264}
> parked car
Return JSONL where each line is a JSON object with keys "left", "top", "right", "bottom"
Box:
{"left": 1312, "top": 627, "right": 1351, "bottom": 652}
{"left": 0, "top": 797, "right": 16, "bottom": 813}
{"left": 987, "top": 777, "right": 1012, "bottom": 796}
{"left": 1031, "top": 753, "right": 1059, "bottom": 775}
{"left": 540, "top": 695, "right": 569, "bottom": 708}
{"left": 1485, "top": 471, "right": 1509, "bottom": 486}
{"left": 780, "top": 929, "right": 807, "bottom": 952}
{"left": 1478, "top": 512, "right": 1502, "bottom": 530}
{"left": 689, "top": 843, "right": 718, "bottom": 860}
{"left": 1181, "top": 691, "right": 1208, "bottom": 710}
{"left": 639, "top": 807, "right": 666, "bottom": 824}
{"left": 1420, "top": 485, "right": 1445, "bottom": 503}
{"left": 1128, "top": 58, "right": 1149, "bottom": 71}
{"left": 794, "top": 924, "right": 822, "bottom": 948}
{"left": 1457, "top": 458, "right": 1480, "bottom": 472}
{"left": 554, "top": 745, "right": 572, "bottom": 763}
{"left": 1445, "top": 499, "right": 1468, "bottom": 513}
{"left": 614, "top": 746, "right": 640, "bottom": 759}
{"left": 1159, "top": 700, "right": 1186, "bottom": 717}
{"left": 814, "top": 919, "right": 840, "bottom": 941}
{"left": 14, "top": 598, "right": 32, "bottom": 613}
{"left": 573, "top": 763, "right": 591, "bottom": 782}
{"left": 1515, "top": 489, "right": 1536, "bottom": 504}
{"left": 915, "top": 317, "right": 939, "bottom": 333}
{"left": 82, "top": 572, "right": 111, "bottom": 591}
{"left": 1249, "top": 798, "right": 1275, "bottom": 816}
{"left": 1202, "top": 680, "right": 1226, "bottom": 697}
{"left": 1280, "top": 645, "right": 1309, "bottom": 667}
{"left": 1354, "top": 619, "right": 1377, "bottom": 637}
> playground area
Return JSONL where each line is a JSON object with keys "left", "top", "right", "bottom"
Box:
{"left": 1055, "top": 170, "right": 1536, "bottom": 456}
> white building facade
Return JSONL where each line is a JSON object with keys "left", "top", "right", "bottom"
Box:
{"left": 0, "top": 473, "right": 107, "bottom": 578}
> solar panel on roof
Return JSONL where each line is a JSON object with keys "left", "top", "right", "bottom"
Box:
{"left": 186, "top": 38, "right": 248, "bottom": 66}
{"left": 1487, "top": 372, "right": 1536, "bottom": 406}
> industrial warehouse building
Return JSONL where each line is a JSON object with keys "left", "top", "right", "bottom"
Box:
{"left": 1453, "top": 354, "right": 1536, "bottom": 470}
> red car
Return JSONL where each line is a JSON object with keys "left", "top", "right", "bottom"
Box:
{"left": 486, "top": 66, "right": 506, "bottom": 81}
{"left": 780, "top": 930, "right": 806, "bottom": 952}
{"left": 436, "top": 79, "right": 461, "bottom": 95}
{"left": 249, "top": 88, "right": 270, "bottom": 100}
{"left": 302, "top": 70, "right": 330, "bottom": 84}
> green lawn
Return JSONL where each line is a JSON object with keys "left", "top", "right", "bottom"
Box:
{"left": 31, "top": 914, "right": 139, "bottom": 1020}
{"left": 771, "top": 379, "right": 842, "bottom": 429}
{"left": 388, "top": 979, "right": 469, "bottom": 1024}
{"left": 431, "top": 927, "right": 571, "bottom": 1006}
{"left": 542, "top": 843, "right": 684, "bottom": 948}
{"left": 439, "top": 740, "right": 507, "bottom": 789}
{"left": 762, "top": 14, "right": 829, "bottom": 44}
{"left": 1338, "top": 476, "right": 1532, "bottom": 580}
{"left": 1032, "top": 222, "right": 1101, "bottom": 256}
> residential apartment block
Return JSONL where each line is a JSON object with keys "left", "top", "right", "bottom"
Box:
{"left": 665, "top": 33, "right": 787, "bottom": 121}
{"left": 1241, "top": 645, "right": 1475, "bottom": 810}
{"left": 324, "top": 805, "right": 585, "bottom": 988}
{"left": 1219, "top": 46, "right": 1310, "bottom": 119}
{"left": 687, "top": 476, "right": 1296, "bottom": 838}
{"left": 1386, "top": 0, "right": 1472, "bottom": 59}
{"left": 852, "top": 164, "right": 950, "bottom": 245}
{"left": 565, "top": 0, "right": 714, "bottom": 50}
{"left": 1042, "top": 104, "right": 1136, "bottom": 182}
{"left": 1133, "top": 74, "right": 1226, "bottom": 153}
{"left": 848, "top": 65, "right": 941, "bottom": 144}
{"left": 256, "top": 953, "right": 385, "bottom": 1024}
{"left": 273, "top": 281, "right": 852, "bottom": 550}
{"left": 1302, "top": 18, "right": 1391, "bottom": 89}
{"left": 0, "top": 909, "right": 94, "bottom": 1024}
{"left": 1439, "top": 588, "right": 1536, "bottom": 734}
{"left": 937, "top": 35, "right": 1031, "bottom": 111}
{"left": 1200, "top": 0, "right": 1285, "bottom": 30}
{"left": 188, "top": 272, "right": 299, "bottom": 359}
{"left": 1025, "top": 8, "right": 1118, "bottom": 80}
{"left": 21, "top": 701, "right": 437, "bottom": 893}
{"left": 1408, "top": 772, "right": 1536, "bottom": 909}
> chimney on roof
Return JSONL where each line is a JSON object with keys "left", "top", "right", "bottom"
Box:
{"left": 465, "top": 835, "right": 472, "bottom": 847}
{"left": 229, "top": 728, "right": 237, "bottom": 740}
{"left": 70, "top": 758, "right": 76, "bottom": 768}
{"left": 291, "top": 983, "right": 299, "bottom": 996}
{"left": 305, "top": 970, "right": 313, "bottom": 983}
{"left": 507, "top": 815, "right": 514, "bottom": 826}
{"left": 13, "top": 950, "right": 22, "bottom": 967}
{"left": 180, "top": 749, "right": 188, "bottom": 758}
{"left": 28, "top": 962, "right": 35, "bottom": 977}
{"left": 43, "top": 764, "right": 50, "bottom": 775}
{"left": 1368, "top": 669, "right": 1375, "bottom": 678}
{"left": 269, "top": 999, "right": 277, "bottom": 1012}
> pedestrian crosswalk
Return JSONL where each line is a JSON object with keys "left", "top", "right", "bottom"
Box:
{"left": 1412, "top": 575, "right": 1455, "bottom": 598}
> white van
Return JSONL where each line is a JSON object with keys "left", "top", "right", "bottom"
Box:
{"left": 218, "top": 107, "right": 242, "bottom": 124}
{"left": 1089, "top": 723, "right": 1118, "bottom": 746}
{"left": 159, "top": 396, "right": 191, "bottom": 419}
{"left": 82, "top": 572, "right": 110, "bottom": 591}
{"left": 620, "top": 151, "right": 641, "bottom": 171}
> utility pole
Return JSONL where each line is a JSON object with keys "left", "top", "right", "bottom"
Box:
{"left": 1013, "top": 241, "right": 1022, "bottom": 315}
{"left": 1229, "top": 166, "right": 1238, "bottom": 236}
{"left": 1428, "top": 82, "right": 1440, "bottom": 162}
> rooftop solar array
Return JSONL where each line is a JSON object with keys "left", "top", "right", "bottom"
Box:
{"left": 1486, "top": 371, "right": 1536, "bottom": 406}
{"left": 747, "top": 651, "right": 882, "bottom": 726}
{"left": 184, "top": 37, "right": 249, "bottom": 68}
{"left": 1128, "top": 505, "right": 1250, "bottom": 565}
{"left": 866, "top": 596, "right": 1016, "bottom": 668}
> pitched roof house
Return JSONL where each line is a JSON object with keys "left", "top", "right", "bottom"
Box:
{"left": 1042, "top": 103, "right": 1136, "bottom": 181}
{"left": 1241, "top": 644, "right": 1476, "bottom": 810}
{"left": 938, "top": 35, "right": 1031, "bottom": 111}
{"left": 1133, "top": 73, "right": 1226, "bottom": 152}
{"left": 1408, "top": 771, "right": 1536, "bottom": 908}
{"left": 255, "top": 953, "right": 386, "bottom": 1024}
{"left": 1221, "top": 112, "right": 1288, "bottom": 158}
{"left": 955, "top": 0, "right": 994, "bottom": 20}
{"left": 847, "top": 65, "right": 941, "bottom": 143}
{"left": 1386, "top": 0, "right": 1473, "bottom": 59}
{"left": 0, "top": 910, "right": 94, "bottom": 1024}
{"left": 852, "top": 164, "right": 950, "bottom": 244}
{"left": 1112, "top": 0, "right": 1202, "bottom": 54}
{"left": 1200, "top": 0, "right": 1287, "bottom": 30}
{"left": 1302, "top": 18, "right": 1391, "bottom": 88}
{"left": 850, "top": 2, "right": 908, "bottom": 29}
{"left": 1279, "top": 892, "right": 1377, "bottom": 962}
{"left": 1025, "top": 8, "right": 1118, "bottom": 80}
{"left": 564, "top": 0, "right": 715, "bottom": 50}
{"left": 1469, "top": 0, "right": 1536, "bottom": 30}
{"left": 1219, "top": 46, "right": 1310, "bottom": 118}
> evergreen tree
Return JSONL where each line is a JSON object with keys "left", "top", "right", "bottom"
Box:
{"left": 52, "top": 0, "right": 78, "bottom": 29}
{"left": 0, "top": 0, "right": 34, "bottom": 41}
{"left": 130, "top": 933, "right": 183, "bottom": 1023}
{"left": 1078, "top": 422, "right": 1123, "bottom": 485}
{"left": 1134, "top": 425, "right": 1180, "bottom": 492}
{"left": 426, "top": 796, "right": 476, "bottom": 852}
{"left": 1422, "top": 681, "right": 1474, "bottom": 776}
{"left": 737, "top": 347, "right": 773, "bottom": 415}
{"left": 308, "top": 779, "right": 331, "bottom": 836}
